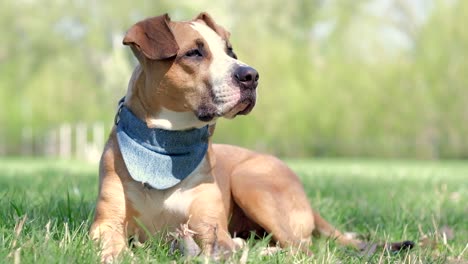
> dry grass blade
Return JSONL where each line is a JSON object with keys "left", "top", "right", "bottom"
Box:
{"left": 440, "top": 225, "right": 455, "bottom": 241}
{"left": 8, "top": 214, "right": 28, "bottom": 259}
{"left": 457, "top": 243, "right": 468, "bottom": 260}
{"left": 14, "top": 248, "right": 21, "bottom": 264}
{"left": 239, "top": 245, "right": 249, "bottom": 264}
{"left": 169, "top": 218, "right": 201, "bottom": 257}
{"left": 44, "top": 220, "right": 51, "bottom": 243}
{"left": 359, "top": 242, "right": 378, "bottom": 257}
{"left": 259, "top": 246, "right": 281, "bottom": 256}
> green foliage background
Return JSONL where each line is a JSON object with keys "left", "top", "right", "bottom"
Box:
{"left": 1, "top": 0, "right": 467, "bottom": 158}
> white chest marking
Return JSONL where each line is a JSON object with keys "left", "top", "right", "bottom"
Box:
{"left": 146, "top": 107, "right": 212, "bottom": 130}
{"left": 126, "top": 158, "right": 211, "bottom": 233}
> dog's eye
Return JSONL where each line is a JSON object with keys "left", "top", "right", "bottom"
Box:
{"left": 185, "top": 49, "right": 203, "bottom": 58}
{"left": 227, "top": 47, "right": 237, "bottom": 59}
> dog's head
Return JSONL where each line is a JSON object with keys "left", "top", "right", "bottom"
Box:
{"left": 123, "top": 13, "right": 258, "bottom": 130}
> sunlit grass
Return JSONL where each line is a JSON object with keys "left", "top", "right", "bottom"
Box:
{"left": 1, "top": 158, "right": 466, "bottom": 263}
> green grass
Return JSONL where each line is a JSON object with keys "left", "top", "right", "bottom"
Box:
{"left": 0, "top": 158, "right": 467, "bottom": 263}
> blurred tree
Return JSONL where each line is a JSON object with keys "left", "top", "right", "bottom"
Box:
{"left": 0, "top": 0, "right": 467, "bottom": 158}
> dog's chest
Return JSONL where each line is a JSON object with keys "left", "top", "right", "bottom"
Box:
{"left": 125, "top": 158, "right": 211, "bottom": 233}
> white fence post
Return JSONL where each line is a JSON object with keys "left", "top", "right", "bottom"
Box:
{"left": 59, "top": 123, "right": 72, "bottom": 159}
{"left": 21, "top": 126, "right": 33, "bottom": 155}
{"left": 81, "top": 122, "right": 104, "bottom": 163}
{"left": 10, "top": 122, "right": 108, "bottom": 161}
{"left": 75, "top": 123, "right": 87, "bottom": 160}
{"left": 44, "top": 129, "right": 58, "bottom": 157}
{"left": 93, "top": 122, "right": 104, "bottom": 151}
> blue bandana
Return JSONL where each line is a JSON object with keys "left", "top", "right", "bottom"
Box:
{"left": 116, "top": 106, "right": 209, "bottom": 190}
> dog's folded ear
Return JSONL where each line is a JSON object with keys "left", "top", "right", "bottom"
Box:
{"left": 123, "top": 14, "right": 179, "bottom": 61}
{"left": 195, "top": 12, "right": 231, "bottom": 40}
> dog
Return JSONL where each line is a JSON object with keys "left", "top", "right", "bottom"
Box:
{"left": 90, "top": 12, "right": 364, "bottom": 261}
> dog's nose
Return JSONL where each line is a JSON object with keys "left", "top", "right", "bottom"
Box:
{"left": 234, "top": 66, "right": 259, "bottom": 89}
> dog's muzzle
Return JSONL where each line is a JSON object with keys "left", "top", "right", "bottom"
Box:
{"left": 195, "top": 66, "right": 259, "bottom": 121}
{"left": 231, "top": 66, "right": 258, "bottom": 116}
{"left": 234, "top": 66, "right": 259, "bottom": 91}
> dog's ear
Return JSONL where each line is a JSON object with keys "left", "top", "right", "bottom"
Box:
{"left": 195, "top": 12, "right": 231, "bottom": 40}
{"left": 123, "top": 14, "right": 179, "bottom": 61}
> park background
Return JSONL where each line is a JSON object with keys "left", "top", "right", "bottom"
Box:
{"left": 1, "top": 0, "right": 467, "bottom": 160}
{"left": 1, "top": 1, "right": 467, "bottom": 263}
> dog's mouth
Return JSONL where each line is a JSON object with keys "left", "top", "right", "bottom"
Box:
{"left": 195, "top": 90, "right": 256, "bottom": 122}
{"left": 237, "top": 99, "right": 255, "bottom": 115}
{"left": 237, "top": 90, "right": 256, "bottom": 115}
{"left": 224, "top": 96, "right": 256, "bottom": 119}
{"left": 224, "top": 101, "right": 249, "bottom": 118}
{"left": 223, "top": 88, "right": 257, "bottom": 118}
{"left": 195, "top": 99, "right": 255, "bottom": 122}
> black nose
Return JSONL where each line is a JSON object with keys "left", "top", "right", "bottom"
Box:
{"left": 234, "top": 66, "right": 259, "bottom": 89}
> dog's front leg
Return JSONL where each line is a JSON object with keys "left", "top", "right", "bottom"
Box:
{"left": 90, "top": 220, "right": 127, "bottom": 263}
{"left": 187, "top": 190, "right": 235, "bottom": 258}
{"left": 90, "top": 160, "right": 129, "bottom": 262}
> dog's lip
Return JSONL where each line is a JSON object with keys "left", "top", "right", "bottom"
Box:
{"left": 235, "top": 100, "right": 250, "bottom": 112}
{"left": 224, "top": 98, "right": 255, "bottom": 117}
{"left": 237, "top": 99, "right": 255, "bottom": 115}
{"left": 224, "top": 102, "right": 249, "bottom": 117}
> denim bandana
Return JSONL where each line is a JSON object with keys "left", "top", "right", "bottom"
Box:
{"left": 116, "top": 106, "right": 209, "bottom": 190}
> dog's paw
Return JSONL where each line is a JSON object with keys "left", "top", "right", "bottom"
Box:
{"left": 259, "top": 246, "right": 281, "bottom": 256}
{"left": 100, "top": 244, "right": 134, "bottom": 264}
{"left": 232, "top": 237, "right": 247, "bottom": 251}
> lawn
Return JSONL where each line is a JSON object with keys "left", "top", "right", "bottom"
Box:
{"left": 0, "top": 158, "right": 466, "bottom": 263}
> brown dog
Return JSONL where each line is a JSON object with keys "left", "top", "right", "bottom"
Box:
{"left": 90, "top": 12, "right": 362, "bottom": 261}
